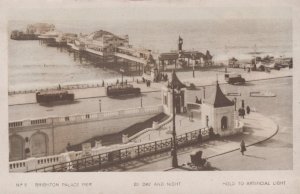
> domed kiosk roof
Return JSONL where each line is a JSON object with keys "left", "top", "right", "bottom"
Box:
{"left": 205, "top": 81, "right": 234, "bottom": 108}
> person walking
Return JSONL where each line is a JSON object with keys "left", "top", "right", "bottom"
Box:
{"left": 241, "top": 108, "right": 245, "bottom": 119}
{"left": 198, "top": 131, "right": 203, "bottom": 144}
{"left": 240, "top": 139, "right": 246, "bottom": 155}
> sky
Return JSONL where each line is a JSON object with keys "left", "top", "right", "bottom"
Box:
{"left": 3, "top": 1, "right": 293, "bottom": 22}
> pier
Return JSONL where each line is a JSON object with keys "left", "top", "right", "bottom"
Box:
{"left": 30, "top": 27, "right": 217, "bottom": 77}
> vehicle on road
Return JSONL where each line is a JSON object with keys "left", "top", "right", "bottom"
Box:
{"left": 224, "top": 73, "right": 246, "bottom": 85}
{"left": 106, "top": 84, "right": 141, "bottom": 97}
{"left": 36, "top": 90, "right": 74, "bottom": 103}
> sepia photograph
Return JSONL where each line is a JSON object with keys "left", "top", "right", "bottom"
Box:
{"left": 1, "top": 0, "right": 299, "bottom": 193}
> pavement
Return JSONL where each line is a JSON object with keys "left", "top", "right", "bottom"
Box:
{"left": 131, "top": 114, "right": 203, "bottom": 143}
{"left": 99, "top": 111, "right": 278, "bottom": 171}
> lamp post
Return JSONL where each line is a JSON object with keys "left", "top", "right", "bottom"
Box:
{"left": 99, "top": 99, "right": 102, "bottom": 112}
{"left": 234, "top": 97, "right": 237, "bottom": 111}
{"left": 171, "top": 82, "right": 178, "bottom": 168}
{"left": 193, "top": 60, "right": 195, "bottom": 78}
{"left": 120, "top": 67, "right": 124, "bottom": 85}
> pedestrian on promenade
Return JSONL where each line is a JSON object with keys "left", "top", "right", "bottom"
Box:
{"left": 238, "top": 108, "right": 242, "bottom": 117}
{"left": 241, "top": 108, "right": 245, "bottom": 119}
{"left": 198, "top": 131, "right": 203, "bottom": 144}
{"left": 246, "top": 106, "right": 250, "bottom": 114}
{"left": 240, "top": 140, "right": 246, "bottom": 155}
{"left": 58, "top": 84, "right": 61, "bottom": 90}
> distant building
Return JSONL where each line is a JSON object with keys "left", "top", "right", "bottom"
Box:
{"left": 84, "top": 30, "right": 129, "bottom": 54}
{"left": 26, "top": 23, "right": 55, "bottom": 35}
{"left": 228, "top": 57, "right": 240, "bottom": 68}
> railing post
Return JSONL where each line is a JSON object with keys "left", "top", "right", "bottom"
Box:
{"left": 98, "top": 155, "right": 101, "bottom": 170}
{"left": 76, "top": 160, "right": 79, "bottom": 171}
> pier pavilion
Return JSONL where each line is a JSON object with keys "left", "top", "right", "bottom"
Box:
{"left": 158, "top": 37, "right": 213, "bottom": 71}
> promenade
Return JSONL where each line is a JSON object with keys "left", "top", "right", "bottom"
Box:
{"left": 99, "top": 112, "right": 278, "bottom": 171}
{"left": 8, "top": 67, "right": 292, "bottom": 106}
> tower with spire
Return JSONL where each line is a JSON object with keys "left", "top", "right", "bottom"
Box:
{"left": 161, "top": 71, "right": 186, "bottom": 115}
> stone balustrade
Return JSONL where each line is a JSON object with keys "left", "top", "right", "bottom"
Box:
{"left": 9, "top": 105, "right": 164, "bottom": 130}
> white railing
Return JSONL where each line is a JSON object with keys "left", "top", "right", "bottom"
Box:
{"left": 9, "top": 141, "right": 142, "bottom": 172}
{"left": 9, "top": 105, "right": 163, "bottom": 129}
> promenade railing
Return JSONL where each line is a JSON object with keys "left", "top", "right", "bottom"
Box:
{"left": 25, "top": 127, "right": 209, "bottom": 172}
{"left": 8, "top": 79, "right": 139, "bottom": 95}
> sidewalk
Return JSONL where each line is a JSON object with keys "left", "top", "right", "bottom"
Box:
{"left": 102, "top": 112, "right": 278, "bottom": 171}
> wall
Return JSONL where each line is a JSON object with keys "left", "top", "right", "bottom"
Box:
{"left": 9, "top": 106, "right": 163, "bottom": 161}
{"left": 201, "top": 103, "right": 236, "bottom": 136}
{"left": 213, "top": 106, "right": 235, "bottom": 135}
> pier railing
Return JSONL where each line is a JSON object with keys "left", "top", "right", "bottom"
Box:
{"left": 9, "top": 105, "right": 163, "bottom": 129}
{"left": 23, "top": 127, "right": 210, "bottom": 172}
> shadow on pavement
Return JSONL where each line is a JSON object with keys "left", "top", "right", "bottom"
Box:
{"left": 39, "top": 100, "right": 80, "bottom": 107}
{"left": 244, "top": 154, "right": 266, "bottom": 160}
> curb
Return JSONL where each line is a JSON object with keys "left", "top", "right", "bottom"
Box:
{"left": 163, "top": 118, "right": 279, "bottom": 171}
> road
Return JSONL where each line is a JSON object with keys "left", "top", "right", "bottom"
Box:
{"left": 9, "top": 92, "right": 161, "bottom": 121}
{"left": 207, "top": 144, "right": 292, "bottom": 170}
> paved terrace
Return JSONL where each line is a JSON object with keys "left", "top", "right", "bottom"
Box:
{"left": 100, "top": 112, "right": 278, "bottom": 171}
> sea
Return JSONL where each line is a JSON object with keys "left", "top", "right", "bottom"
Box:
{"left": 8, "top": 19, "right": 292, "bottom": 91}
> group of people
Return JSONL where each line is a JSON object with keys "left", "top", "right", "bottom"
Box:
{"left": 195, "top": 96, "right": 202, "bottom": 104}
{"left": 154, "top": 73, "right": 168, "bottom": 82}
{"left": 238, "top": 105, "right": 251, "bottom": 118}
{"left": 144, "top": 79, "right": 151, "bottom": 87}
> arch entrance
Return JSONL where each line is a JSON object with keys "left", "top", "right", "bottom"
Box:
{"left": 9, "top": 135, "right": 24, "bottom": 161}
{"left": 221, "top": 116, "right": 228, "bottom": 129}
{"left": 30, "top": 132, "right": 48, "bottom": 157}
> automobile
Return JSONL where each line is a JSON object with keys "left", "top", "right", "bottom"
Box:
{"left": 224, "top": 73, "right": 246, "bottom": 84}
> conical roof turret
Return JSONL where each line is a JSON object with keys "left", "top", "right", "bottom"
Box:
{"left": 168, "top": 70, "right": 186, "bottom": 90}
{"left": 205, "top": 81, "right": 234, "bottom": 108}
